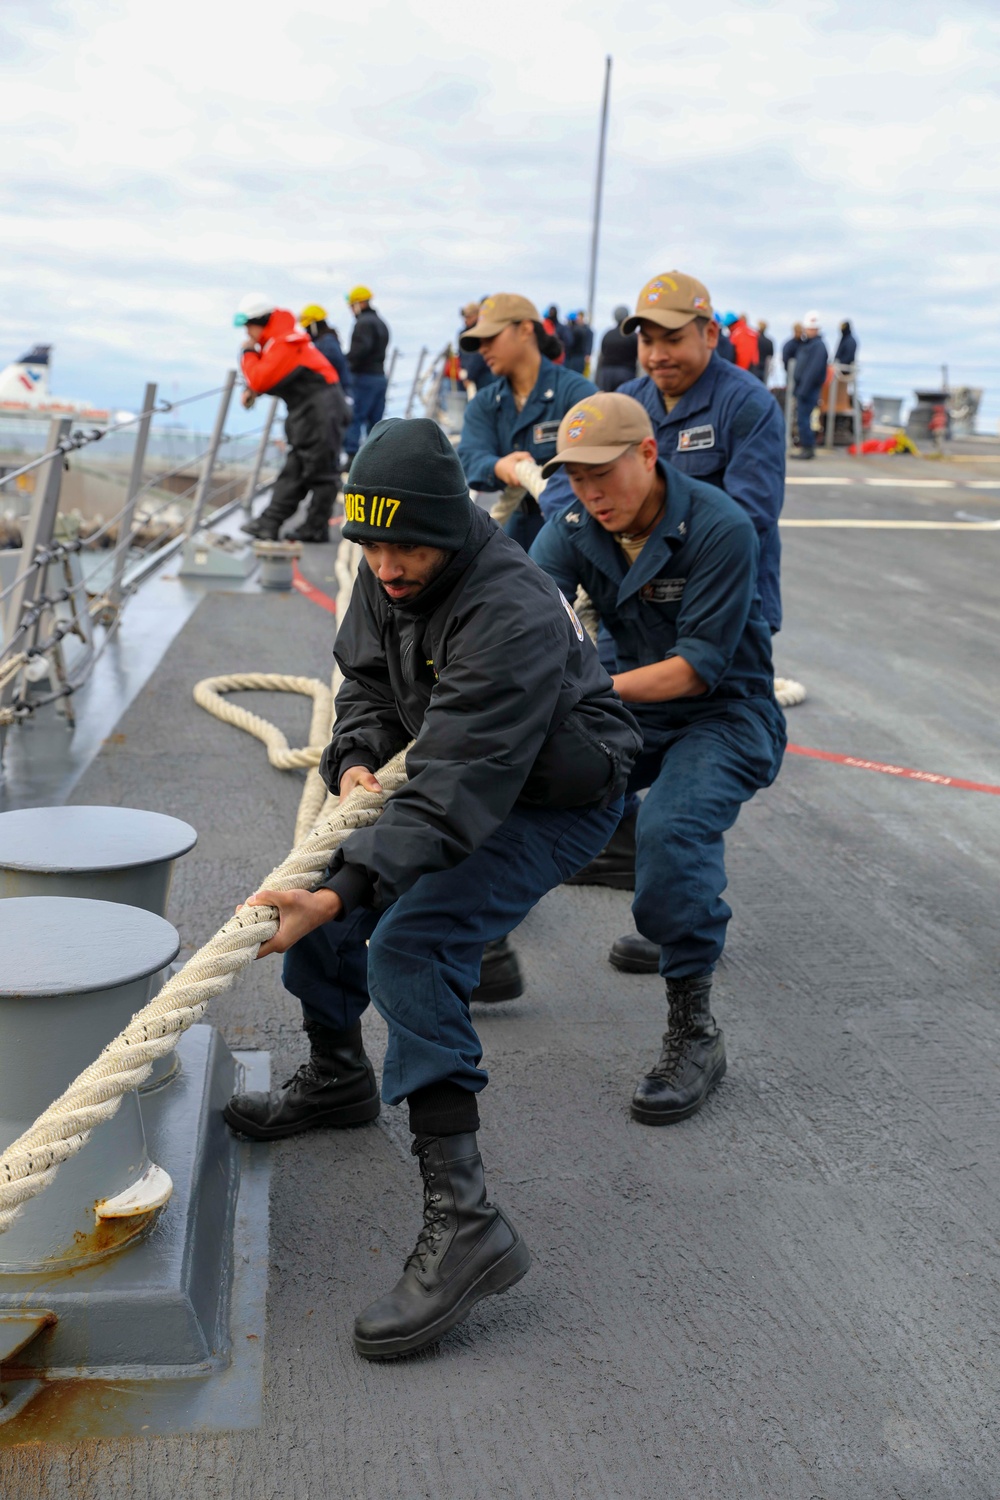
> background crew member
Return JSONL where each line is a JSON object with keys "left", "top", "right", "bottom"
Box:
{"left": 728, "top": 313, "right": 759, "bottom": 373}
{"left": 457, "top": 293, "right": 596, "bottom": 551}
{"left": 225, "top": 417, "right": 640, "bottom": 1359}
{"left": 756, "top": 320, "right": 774, "bottom": 383}
{"left": 344, "top": 284, "right": 390, "bottom": 466}
{"left": 299, "top": 303, "right": 353, "bottom": 395}
{"left": 457, "top": 300, "right": 497, "bottom": 392}
{"left": 235, "top": 294, "right": 343, "bottom": 543}
{"left": 531, "top": 393, "right": 785, "bottom": 1126}
{"left": 566, "top": 272, "right": 785, "bottom": 953}
{"left": 789, "top": 311, "right": 829, "bottom": 461}
{"left": 834, "top": 319, "right": 858, "bottom": 365}
{"left": 782, "top": 322, "right": 804, "bottom": 378}
{"left": 543, "top": 303, "right": 570, "bottom": 363}
{"left": 595, "top": 305, "right": 639, "bottom": 391}
{"left": 715, "top": 311, "right": 737, "bottom": 362}
{"left": 565, "top": 311, "right": 594, "bottom": 374}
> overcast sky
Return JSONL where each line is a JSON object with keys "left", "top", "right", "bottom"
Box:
{"left": 2, "top": 0, "right": 999, "bottom": 425}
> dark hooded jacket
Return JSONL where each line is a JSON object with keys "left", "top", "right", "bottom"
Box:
{"left": 320, "top": 505, "right": 641, "bottom": 914}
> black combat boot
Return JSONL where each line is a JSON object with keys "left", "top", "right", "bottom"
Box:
{"left": 285, "top": 522, "right": 331, "bottom": 543}
{"left": 223, "top": 1018, "right": 379, "bottom": 1140}
{"left": 608, "top": 928, "right": 660, "bottom": 974}
{"left": 353, "top": 1132, "right": 531, "bottom": 1359}
{"left": 630, "top": 974, "right": 727, "bottom": 1125}
{"left": 563, "top": 810, "right": 636, "bottom": 890}
{"left": 240, "top": 515, "right": 280, "bottom": 541}
{"left": 471, "top": 937, "right": 524, "bottom": 1003}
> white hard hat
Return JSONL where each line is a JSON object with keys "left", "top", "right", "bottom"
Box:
{"left": 802, "top": 310, "right": 822, "bottom": 331}
{"left": 234, "top": 293, "right": 273, "bottom": 327}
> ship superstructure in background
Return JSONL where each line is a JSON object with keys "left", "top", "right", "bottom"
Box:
{"left": 0, "top": 344, "right": 110, "bottom": 424}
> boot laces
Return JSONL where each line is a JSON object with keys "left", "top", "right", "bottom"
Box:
{"left": 280, "top": 1057, "right": 327, "bottom": 1091}
{"left": 649, "top": 1028, "right": 688, "bottom": 1080}
{"left": 405, "top": 1154, "right": 449, "bottom": 1271}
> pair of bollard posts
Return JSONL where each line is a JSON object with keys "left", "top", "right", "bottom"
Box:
{"left": 0, "top": 804, "right": 268, "bottom": 1436}
{"left": 0, "top": 806, "right": 196, "bottom": 1275}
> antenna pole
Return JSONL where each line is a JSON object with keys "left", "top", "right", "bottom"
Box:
{"left": 586, "top": 55, "right": 612, "bottom": 327}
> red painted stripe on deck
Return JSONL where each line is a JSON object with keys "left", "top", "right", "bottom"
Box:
{"left": 291, "top": 561, "right": 337, "bottom": 614}
{"left": 787, "top": 743, "right": 1000, "bottom": 796}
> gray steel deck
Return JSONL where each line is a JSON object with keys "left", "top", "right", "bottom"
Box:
{"left": 3, "top": 452, "right": 1000, "bottom": 1498}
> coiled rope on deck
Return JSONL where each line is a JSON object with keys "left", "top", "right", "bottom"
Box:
{"left": 193, "top": 673, "right": 333, "bottom": 845}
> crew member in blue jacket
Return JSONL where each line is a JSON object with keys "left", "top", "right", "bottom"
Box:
{"left": 531, "top": 392, "right": 786, "bottom": 1127}
{"left": 457, "top": 293, "right": 596, "bottom": 551}
{"left": 790, "top": 312, "right": 830, "bottom": 460}
{"left": 619, "top": 272, "right": 784, "bottom": 633}
{"left": 299, "top": 304, "right": 353, "bottom": 396}
{"left": 564, "top": 272, "right": 786, "bottom": 941}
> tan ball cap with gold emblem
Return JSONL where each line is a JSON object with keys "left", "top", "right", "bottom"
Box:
{"left": 540, "top": 392, "right": 654, "bottom": 478}
{"left": 459, "top": 293, "right": 541, "bottom": 349}
{"left": 621, "top": 271, "right": 714, "bottom": 334}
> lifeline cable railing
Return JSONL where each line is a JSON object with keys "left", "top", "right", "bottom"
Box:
{"left": 0, "top": 375, "right": 278, "bottom": 737}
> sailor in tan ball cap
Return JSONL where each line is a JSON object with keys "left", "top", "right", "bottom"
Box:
{"left": 531, "top": 389, "right": 786, "bottom": 1130}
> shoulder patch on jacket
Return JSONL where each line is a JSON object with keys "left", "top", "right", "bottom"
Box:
{"left": 558, "top": 589, "right": 586, "bottom": 641}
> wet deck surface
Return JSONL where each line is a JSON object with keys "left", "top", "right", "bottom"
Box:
{"left": 3, "top": 452, "right": 1000, "bottom": 1498}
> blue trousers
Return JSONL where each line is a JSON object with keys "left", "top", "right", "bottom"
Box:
{"left": 345, "top": 373, "right": 388, "bottom": 458}
{"left": 796, "top": 392, "right": 819, "bottom": 452}
{"left": 282, "top": 798, "right": 623, "bottom": 1105}
{"left": 629, "top": 701, "right": 785, "bottom": 979}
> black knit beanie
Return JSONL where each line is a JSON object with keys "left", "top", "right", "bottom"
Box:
{"left": 342, "top": 418, "right": 473, "bottom": 550}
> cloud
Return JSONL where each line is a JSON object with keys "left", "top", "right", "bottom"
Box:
{"left": 1, "top": 0, "right": 998, "bottom": 424}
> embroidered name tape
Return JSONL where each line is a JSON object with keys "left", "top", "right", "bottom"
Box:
{"left": 533, "top": 421, "right": 561, "bottom": 446}
{"left": 640, "top": 577, "right": 686, "bottom": 604}
{"left": 343, "top": 492, "right": 402, "bottom": 528}
{"left": 677, "top": 424, "right": 715, "bottom": 452}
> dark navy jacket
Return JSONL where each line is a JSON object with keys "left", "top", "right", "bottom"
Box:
{"left": 321, "top": 505, "right": 641, "bottom": 914}
{"left": 457, "top": 357, "right": 596, "bottom": 492}
{"left": 793, "top": 336, "right": 829, "bottom": 400}
{"left": 620, "top": 355, "right": 785, "bottom": 632}
{"left": 530, "top": 464, "right": 777, "bottom": 738}
{"left": 834, "top": 331, "right": 857, "bottom": 365}
{"left": 314, "top": 331, "right": 352, "bottom": 396}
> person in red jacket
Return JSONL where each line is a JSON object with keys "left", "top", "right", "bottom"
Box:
{"left": 728, "top": 313, "right": 760, "bottom": 374}
{"left": 235, "top": 294, "right": 348, "bottom": 543}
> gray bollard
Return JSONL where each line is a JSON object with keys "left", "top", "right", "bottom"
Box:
{"left": 253, "top": 537, "right": 302, "bottom": 590}
{"left": 0, "top": 806, "right": 196, "bottom": 1090}
{"left": 0, "top": 896, "right": 179, "bottom": 1272}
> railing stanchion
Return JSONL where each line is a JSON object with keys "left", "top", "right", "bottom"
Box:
{"left": 106, "top": 383, "right": 157, "bottom": 613}
{"left": 404, "top": 348, "right": 428, "bottom": 419}
{"left": 784, "top": 360, "right": 796, "bottom": 457}
{"left": 185, "top": 371, "right": 236, "bottom": 539}
{"left": 384, "top": 347, "right": 399, "bottom": 405}
{"left": 242, "top": 397, "right": 278, "bottom": 513}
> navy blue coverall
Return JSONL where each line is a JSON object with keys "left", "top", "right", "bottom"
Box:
{"left": 457, "top": 356, "right": 595, "bottom": 549}
{"left": 790, "top": 335, "right": 829, "bottom": 455}
{"left": 621, "top": 353, "right": 785, "bottom": 634}
{"left": 531, "top": 463, "right": 786, "bottom": 980}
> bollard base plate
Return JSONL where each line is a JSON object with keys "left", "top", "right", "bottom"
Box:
{"left": 0, "top": 1035, "right": 270, "bottom": 1441}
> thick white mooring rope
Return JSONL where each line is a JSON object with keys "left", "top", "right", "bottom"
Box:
{"left": 0, "top": 537, "right": 374, "bottom": 1232}
{"left": 0, "top": 745, "right": 409, "bottom": 1232}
